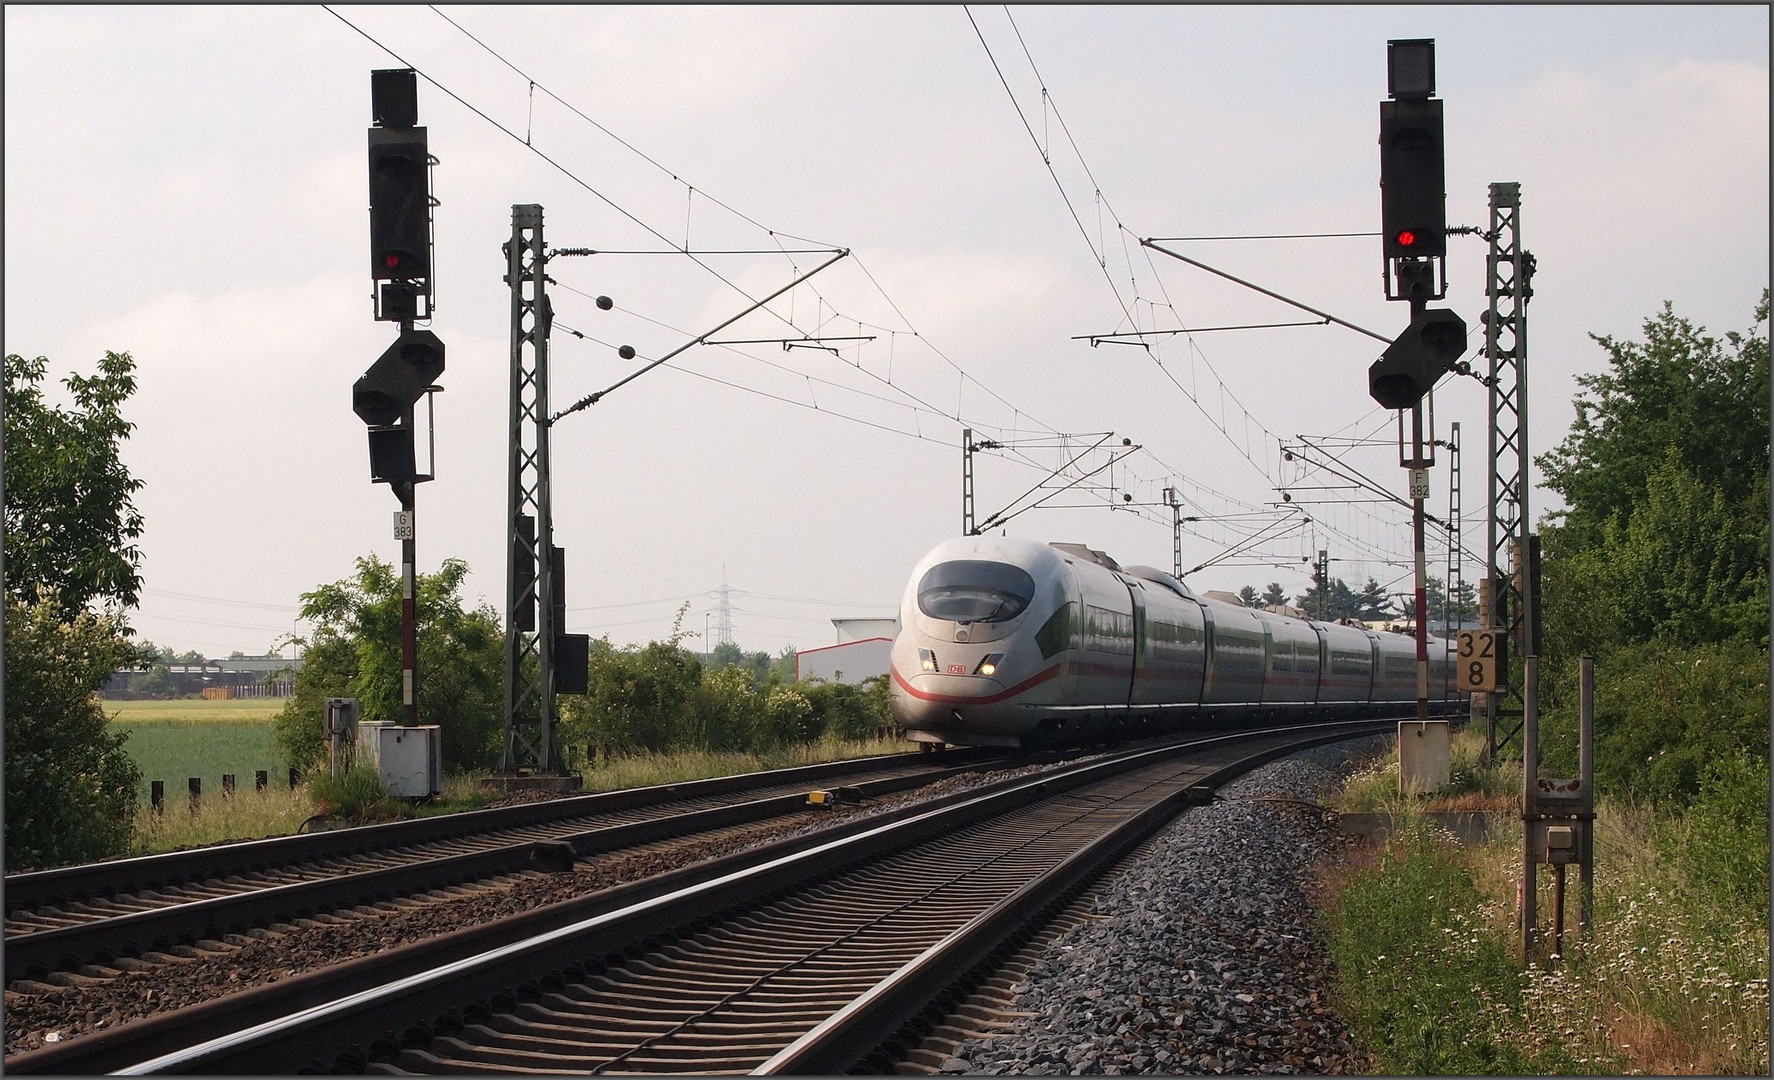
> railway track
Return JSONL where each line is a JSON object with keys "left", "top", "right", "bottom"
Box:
{"left": 3, "top": 749, "right": 998, "bottom": 984}
{"left": 11, "top": 721, "right": 1386, "bottom": 1075}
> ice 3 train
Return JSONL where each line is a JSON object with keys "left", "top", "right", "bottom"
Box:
{"left": 889, "top": 536, "right": 1459, "bottom": 749}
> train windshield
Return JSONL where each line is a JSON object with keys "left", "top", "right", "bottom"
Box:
{"left": 917, "top": 560, "right": 1036, "bottom": 623}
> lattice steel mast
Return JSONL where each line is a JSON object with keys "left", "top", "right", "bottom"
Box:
{"left": 1482, "top": 181, "right": 1537, "bottom": 759}
{"left": 501, "top": 203, "right": 561, "bottom": 774}
{"left": 961, "top": 428, "right": 977, "bottom": 535}
{"left": 1444, "top": 420, "right": 1462, "bottom": 697}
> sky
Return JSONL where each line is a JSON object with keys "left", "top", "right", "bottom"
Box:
{"left": 4, "top": 5, "right": 1768, "bottom": 660}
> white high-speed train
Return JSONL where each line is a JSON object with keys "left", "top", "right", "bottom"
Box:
{"left": 889, "top": 536, "right": 1457, "bottom": 749}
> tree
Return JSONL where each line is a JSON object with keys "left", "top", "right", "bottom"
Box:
{"left": 1295, "top": 576, "right": 1360, "bottom": 621}
{"left": 1538, "top": 292, "right": 1768, "bottom": 553}
{"left": 1236, "top": 585, "right": 1259, "bottom": 607}
{"left": 767, "top": 647, "right": 799, "bottom": 685}
{"left": 1538, "top": 292, "right": 1768, "bottom": 655}
{"left": 1261, "top": 582, "right": 1289, "bottom": 608}
{"left": 4, "top": 351, "right": 148, "bottom": 866}
{"left": 4, "top": 352, "right": 146, "bottom": 620}
{"left": 4, "top": 595, "right": 142, "bottom": 868}
{"left": 1447, "top": 579, "right": 1477, "bottom": 621}
{"left": 1550, "top": 456, "right": 1766, "bottom": 649}
{"left": 708, "top": 640, "right": 744, "bottom": 669}
{"left": 1354, "top": 578, "right": 1396, "bottom": 622}
{"left": 1531, "top": 292, "right": 1769, "bottom": 807}
{"left": 274, "top": 556, "right": 505, "bottom": 773}
{"left": 708, "top": 640, "right": 782, "bottom": 689}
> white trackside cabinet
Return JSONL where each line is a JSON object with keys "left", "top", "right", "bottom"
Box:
{"left": 358, "top": 722, "right": 442, "bottom": 797}
{"left": 1398, "top": 719, "right": 1451, "bottom": 795}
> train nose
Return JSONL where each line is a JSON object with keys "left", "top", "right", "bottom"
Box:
{"left": 905, "top": 672, "right": 1008, "bottom": 701}
{"left": 891, "top": 667, "right": 1008, "bottom": 725}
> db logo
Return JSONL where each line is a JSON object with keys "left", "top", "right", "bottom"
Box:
{"left": 947, "top": 664, "right": 967, "bottom": 674}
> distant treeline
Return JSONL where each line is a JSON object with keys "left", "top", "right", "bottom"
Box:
{"left": 271, "top": 560, "right": 890, "bottom": 775}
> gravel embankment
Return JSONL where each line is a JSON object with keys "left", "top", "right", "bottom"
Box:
{"left": 940, "top": 738, "right": 1386, "bottom": 1075}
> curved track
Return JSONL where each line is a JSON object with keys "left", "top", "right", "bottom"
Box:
{"left": 3, "top": 750, "right": 994, "bottom": 982}
{"left": 13, "top": 721, "right": 1386, "bottom": 1075}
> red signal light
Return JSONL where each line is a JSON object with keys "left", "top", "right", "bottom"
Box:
{"left": 1395, "top": 229, "right": 1418, "bottom": 248}
{"left": 384, "top": 252, "right": 402, "bottom": 269}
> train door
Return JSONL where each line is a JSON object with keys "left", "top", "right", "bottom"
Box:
{"left": 1309, "top": 624, "right": 1330, "bottom": 706}
{"left": 1198, "top": 602, "right": 1218, "bottom": 702}
{"left": 1125, "top": 579, "right": 1147, "bottom": 708}
{"left": 1256, "top": 619, "right": 1277, "bottom": 705}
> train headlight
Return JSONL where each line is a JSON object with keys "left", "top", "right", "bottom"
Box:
{"left": 918, "top": 649, "right": 938, "bottom": 672}
{"left": 975, "top": 653, "right": 1003, "bottom": 677}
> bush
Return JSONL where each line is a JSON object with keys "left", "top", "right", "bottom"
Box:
{"left": 561, "top": 638, "right": 705, "bottom": 760}
{"left": 273, "top": 633, "right": 354, "bottom": 775}
{"left": 754, "top": 686, "right": 815, "bottom": 750}
{"left": 555, "top": 622, "right": 893, "bottom": 760}
{"left": 800, "top": 675, "right": 895, "bottom": 742}
{"left": 1658, "top": 751, "right": 1770, "bottom": 923}
{"left": 689, "top": 665, "right": 763, "bottom": 752}
{"left": 4, "top": 595, "right": 143, "bottom": 868}
{"left": 273, "top": 556, "right": 504, "bottom": 774}
{"left": 307, "top": 763, "right": 400, "bottom": 822}
{"left": 1537, "top": 639, "right": 1767, "bottom": 808}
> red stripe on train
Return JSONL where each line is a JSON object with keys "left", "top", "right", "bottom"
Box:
{"left": 891, "top": 663, "right": 1062, "bottom": 705}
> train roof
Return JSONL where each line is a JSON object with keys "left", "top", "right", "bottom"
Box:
{"left": 1120, "top": 564, "right": 1194, "bottom": 599}
{"left": 1047, "top": 542, "right": 1120, "bottom": 570}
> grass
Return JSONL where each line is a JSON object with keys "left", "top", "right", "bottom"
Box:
{"left": 112, "top": 720, "right": 289, "bottom": 806}
{"left": 124, "top": 734, "right": 919, "bottom": 854}
{"left": 132, "top": 783, "right": 319, "bottom": 852}
{"left": 108, "top": 698, "right": 290, "bottom": 811}
{"left": 1463, "top": 800, "right": 1770, "bottom": 1074}
{"left": 1322, "top": 758, "right": 1770, "bottom": 1074}
{"left": 104, "top": 697, "right": 284, "bottom": 723}
{"left": 1320, "top": 818, "right": 1551, "bottom": 1074}
{"left": 1334, "top": 725, "right": 1519, "bottom": 814}
{"left": 572, "top": 734, "right": 919, "bottom": 795}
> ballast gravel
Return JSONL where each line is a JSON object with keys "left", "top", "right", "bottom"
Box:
{"left": 941, "top": 737, "right": 1387, "bottom": 1075}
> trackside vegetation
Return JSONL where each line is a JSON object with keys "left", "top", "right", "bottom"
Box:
{"left": 273, "top": 570, "right": 897, "bottom": 779}
{"left": 125, "top": 734, "right": 916, "bottom": 854}
{"left": 273, "top": 555, "right": 506, "bottom": 775}
{"left": 1320, "top": 293, "right": 1770, "bottom": 1074}
{"left": 4, "top": 351, "right": 149, "bottom": 870}
{"left": 1324, "top": 761, "right": 1769, "bottom": 1074}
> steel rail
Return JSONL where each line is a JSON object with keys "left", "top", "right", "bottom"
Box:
{"left": 758, "top": 725, "right": 1380, "bottom": 1074}
{"left": 3, "top": 748, "right": 986, "bottom": 929}
{"left": 3, "top": 760, "right": 989, "bottom": 981}
{"left": 4, "top": 754, "right": 1000, "bottom": 982}
{"left": 98, "top": 722, "right": 1386, "bottom": 1075}
{"left": 4, "top": 750, "right": 975, "bottom": 912}
{"left": 3, "top": 753, "right": 1063, "bottom": 1077}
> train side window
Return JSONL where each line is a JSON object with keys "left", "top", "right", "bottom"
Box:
{"left": 1084, "top": 604, "right": 1133, "bottom": 655}
{"left": 1148, "top": 618, "right": 1194, "bottom": 661}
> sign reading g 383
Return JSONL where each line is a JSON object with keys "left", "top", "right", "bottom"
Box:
{"left": 1457, "top": 628, "right": 1499, "bottom": 692}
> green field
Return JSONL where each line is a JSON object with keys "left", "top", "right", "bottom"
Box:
{"left": 105, "top": 698, "right": 290, "bottom": 803}
{"left": 105, "top": 697, "right": 284, "bottom": 723}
